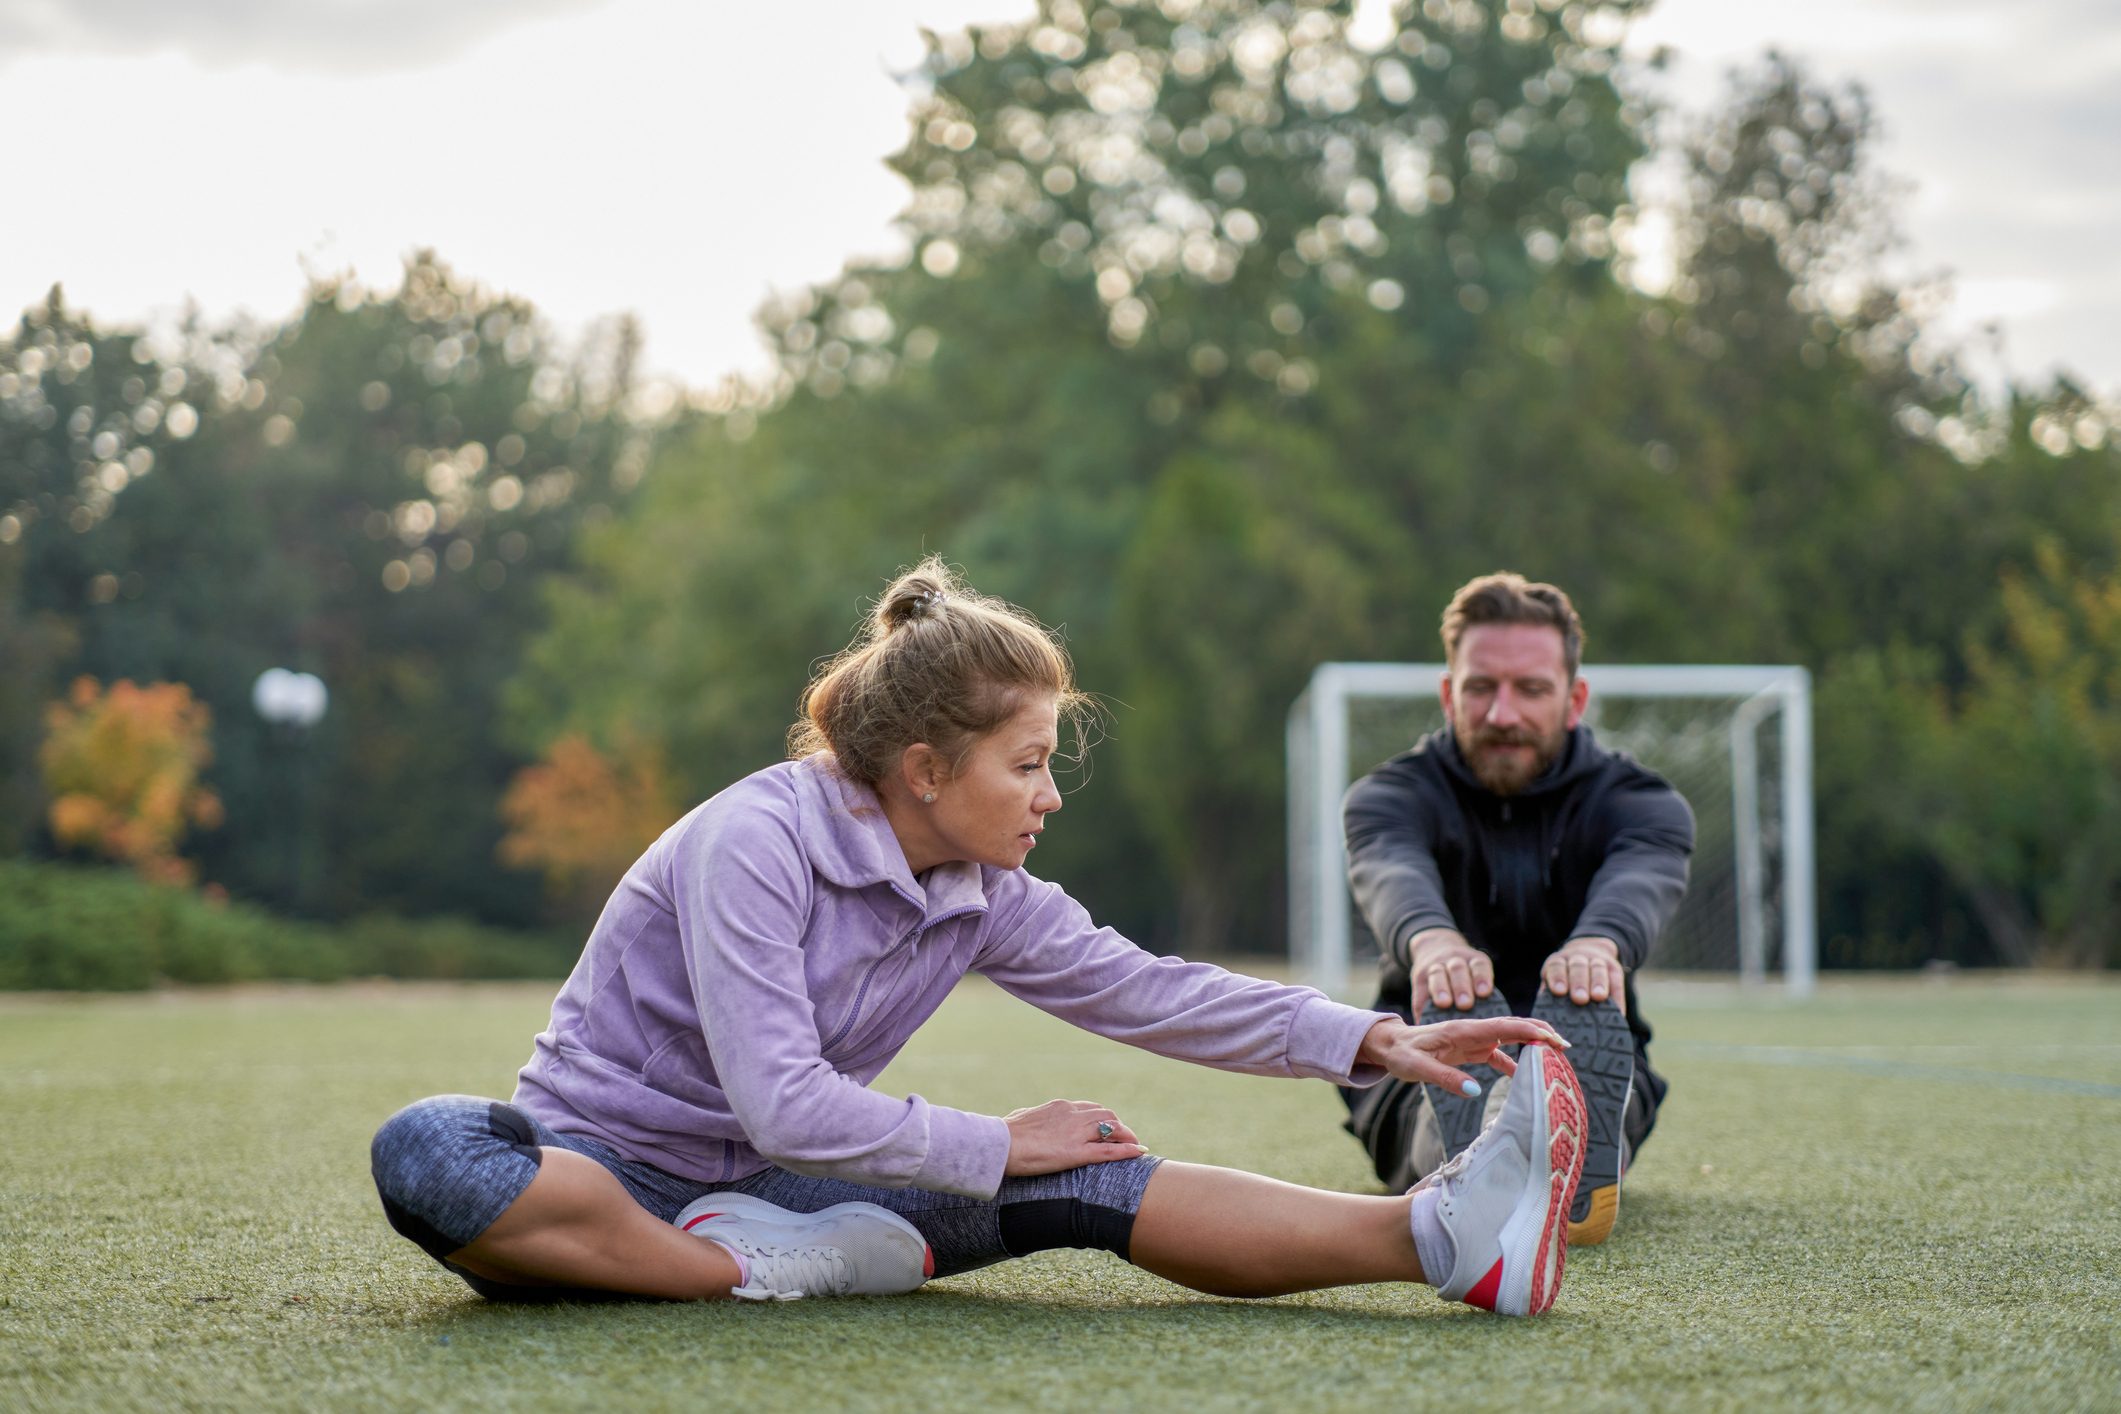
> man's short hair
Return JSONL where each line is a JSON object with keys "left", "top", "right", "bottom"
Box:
{"left": 1440, "top": 573, "right": 1585, "bottom": 678}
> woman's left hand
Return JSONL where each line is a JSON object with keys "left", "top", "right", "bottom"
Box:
{"left": 1356, "top": 1015, "right": 1568, "bottom": 1097}
{"left": 1000, "top": 1098, "right": 1146, "bottom": 1177}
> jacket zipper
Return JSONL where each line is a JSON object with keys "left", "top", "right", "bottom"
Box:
{"left": 818, "top": 904, "right": 984, "bottom": 1054}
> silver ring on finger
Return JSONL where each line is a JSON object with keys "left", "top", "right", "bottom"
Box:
{"left": 1095, "top": 1121, "right": 1115, "bottom": 1140}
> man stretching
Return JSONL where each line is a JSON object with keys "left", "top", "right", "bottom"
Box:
{"left": 1340, "top": 573, "right": 1694, "bottom": 1243}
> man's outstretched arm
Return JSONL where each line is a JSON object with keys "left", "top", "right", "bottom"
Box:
{"left": 1553, "top": 782, "right": 1695, "bottom": 1004}
{"left": 1343, "top": 772, "right": 1491, "bottom": 1012}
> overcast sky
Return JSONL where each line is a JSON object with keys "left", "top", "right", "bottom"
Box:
{"left": 1, "top": 0, "right": 2113, "bottom": 398}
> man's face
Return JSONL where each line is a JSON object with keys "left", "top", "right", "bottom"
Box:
{"left": 1441, "top": 622, "right": 1589, "bottom": 796}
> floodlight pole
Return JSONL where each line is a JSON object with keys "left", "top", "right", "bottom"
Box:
{"left": 253, "top": 668, "right": 329, "bottom": 914}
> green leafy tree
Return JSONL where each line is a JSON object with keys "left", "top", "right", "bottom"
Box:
{"left": 514, "top": 0, "right": 1677, "bottom": 951}
{"left": 0, "top": 3, "right": 2081, "bottom": 964}
{"left": 0, "top": 259, "right": 660, "bottom": 922}
{"left": 1913, "top": 544, "right": 2121, "bottom": 967}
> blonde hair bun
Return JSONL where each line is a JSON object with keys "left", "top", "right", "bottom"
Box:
{"left": 791, "top": 557, "right": 1091, "bottom": 785}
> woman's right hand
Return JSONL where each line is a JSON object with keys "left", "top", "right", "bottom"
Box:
{"left": 1002, "top": 1098, "right": 1146, "bottom": 1176}
{"left": 1357, "top": 1014, "right": 1567, "bottom": 1096}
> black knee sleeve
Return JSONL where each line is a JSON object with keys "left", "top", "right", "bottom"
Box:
{"left": 997, "top": 1197, "right": 1138, "bottom": 1259}
{"left": 993, "top": 1155, "right": 1161, "bottom": 1262}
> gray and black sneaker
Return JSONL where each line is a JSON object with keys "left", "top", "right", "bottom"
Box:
{"left": 1529, "top": 992, "right": 1633, "bottom": 1244}
{"left": 1418, "top": 992, "right": 1515, "bottom": 1163}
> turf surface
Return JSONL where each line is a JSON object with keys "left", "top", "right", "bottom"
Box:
{"left": 3, "top": 974, "right": 2116, "bottom": 1412}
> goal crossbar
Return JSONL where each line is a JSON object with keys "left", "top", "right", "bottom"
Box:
{"left": 1286, "top": 662, "right": 1815, "bottom": 999}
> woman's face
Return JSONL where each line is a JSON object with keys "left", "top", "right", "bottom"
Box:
{"left": 928, "top": 696, "right": 1063, "bottom": 871}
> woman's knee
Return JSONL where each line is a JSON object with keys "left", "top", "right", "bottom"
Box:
{"left": 372, "top": 1095, "right": 504, "bottom": 1194}
{"left": 369, "top": 1095, "right": 546, "bottom": 1258}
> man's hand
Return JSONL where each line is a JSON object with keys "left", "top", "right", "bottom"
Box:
{"left": 1542, "top": 936, "right": 1626, "bottom": 1014}
{"left": 1357, "top": 1015, "right": 1567, "bottom": 1097}
{"left": 1407, "top": 928, "right": 1494, "bottom": 1015}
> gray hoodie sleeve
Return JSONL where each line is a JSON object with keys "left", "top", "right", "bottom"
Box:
{"left": 1342, "top": 770, "right": 1458, "bottom": 973}
{"left": 1567, "top": 780, "right": 1695, "bottom": 970}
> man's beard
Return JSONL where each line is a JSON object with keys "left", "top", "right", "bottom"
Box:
{"left": 1457, "top": 723, "right": 1566, "bottom": 796}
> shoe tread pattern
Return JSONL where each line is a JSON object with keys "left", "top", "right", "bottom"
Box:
{"left": 1417, "top": 992, "right": 1514, "bottom": 1162}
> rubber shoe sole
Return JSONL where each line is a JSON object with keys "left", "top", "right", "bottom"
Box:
{"left": 1530, "top": 992, "right": 1633, "bottom": 1245}
{"left": 1418, "top": 992, "right": 1514, "bottom": 1161}
{"left": 1527, "top": 1047, "right": 1588, "bottom": 1314}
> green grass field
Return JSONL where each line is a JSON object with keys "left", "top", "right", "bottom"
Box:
{"left": 4, "top": 974, "right": 2117, "bottom": 1412}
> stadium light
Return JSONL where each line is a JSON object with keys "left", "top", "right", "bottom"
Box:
{"left": 252, "top": 668, "right": 329, "bottom": 728}
{"left": 253, "top": 668, "right": 329, "bottom": 912}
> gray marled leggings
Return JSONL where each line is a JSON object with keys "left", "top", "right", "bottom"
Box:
{"left": 370, "top": 1094, "right": 1162, "bottom": 1301}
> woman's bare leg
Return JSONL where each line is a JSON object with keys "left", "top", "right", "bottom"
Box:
{"left": 445, "top": 1148, "right": 742, "bottom": 1299}
{"left": 1127, "top": 1161, "right": 1422, "bottom": 1298}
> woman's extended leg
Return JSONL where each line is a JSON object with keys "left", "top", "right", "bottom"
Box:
{"left": 1133, "top": 1039, "right": 1586, "bottom": 1315}
{"left": 1128, "top": 1162, "right": 1421, "bottom": 1297}
{"left": 725, "top": 1044, "right": 1577, "bottom": 1311}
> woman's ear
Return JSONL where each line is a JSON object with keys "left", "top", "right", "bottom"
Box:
{"left": 899, "top": 742, "right": 945, "bottom": 801}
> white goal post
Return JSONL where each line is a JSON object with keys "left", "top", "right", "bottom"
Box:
{"left": 1286, "top": 663, "right": 1816, "bottom": 999}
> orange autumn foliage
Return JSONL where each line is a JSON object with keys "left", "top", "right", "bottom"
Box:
{"left": 40, "top": 677, "right": 224, "bottom": 886}
{"left": 499, "top": 733, "right": 681, "bottom": 910}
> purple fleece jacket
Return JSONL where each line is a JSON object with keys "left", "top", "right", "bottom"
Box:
{"left": 514, "top": 755, "right": 1390, "bottom": 1200}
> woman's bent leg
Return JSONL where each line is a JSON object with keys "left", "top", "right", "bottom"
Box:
{"left": 730, "top": 1157, "right": 1417, "bottom": 1299}
{"left": 448, "top": 1148, "right": 741, "bottom": 1298}
{"left": 369, "top": 1095, "right": 739, "bottom": 1301}
{"left": 1128, "top": 1161, "right": 1421, "bottom": 1298}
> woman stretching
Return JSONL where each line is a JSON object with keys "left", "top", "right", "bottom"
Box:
{"left": 371, "top": 560, "right": 1586, "bottom": 1316}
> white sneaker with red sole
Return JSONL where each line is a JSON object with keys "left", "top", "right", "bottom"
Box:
{"left": 1417, "top": 1041, "right": 1586, "bottom": 1316}
{"left": 673, "top": 1192, "right": 935, "bottom": 1301}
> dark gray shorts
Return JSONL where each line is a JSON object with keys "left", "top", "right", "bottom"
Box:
{"left": 370, "top": 1094, "right": 1162, "bottom": 1301}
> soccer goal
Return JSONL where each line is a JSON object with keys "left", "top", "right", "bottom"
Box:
{"left": 1286, "top": 663, "right": 1815, "bottom": 999}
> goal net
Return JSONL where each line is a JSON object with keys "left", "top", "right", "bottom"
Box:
{"left": 1287, "top": 664, "right": 1815, "bottom": 998}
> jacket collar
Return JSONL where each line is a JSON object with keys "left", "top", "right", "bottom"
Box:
{"left": 790, "top": 755, "right": 990, "bottom": 921}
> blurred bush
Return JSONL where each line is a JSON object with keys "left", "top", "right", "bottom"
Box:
{"left": 39, "top": 676, "right": 222, "bottom": 884}
{"left": 499, "top": 732, "right": 680, "bottom": 920}
{"left": 0, "top": 859, "right": 580, "bottom": 991}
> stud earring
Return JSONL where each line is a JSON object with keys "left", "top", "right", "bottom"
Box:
{"left": 922, "top": 792, "right": 936, "bottom": 803}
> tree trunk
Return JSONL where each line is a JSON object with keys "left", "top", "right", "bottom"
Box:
{"left": 1965, "top": 885, "right": 2038, "bottom": 968}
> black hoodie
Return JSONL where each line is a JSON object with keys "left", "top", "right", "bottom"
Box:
{"left": 1342, "top": 724, "right": 1694, "bottom": 1100}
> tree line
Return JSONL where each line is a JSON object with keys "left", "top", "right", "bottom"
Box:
{"left": 3, "top": 0, "right": 2114, "bottom": 969}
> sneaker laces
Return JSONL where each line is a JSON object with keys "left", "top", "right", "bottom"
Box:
{"left": 1418, "top": 1140, "right": 1479, "bottom": 1204}
{"left": 726, "top": 1240, "right": 853, "bottom": 1302}
{"left": 1412, "top": 1093, "right": 1520, "bottom": 1237}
